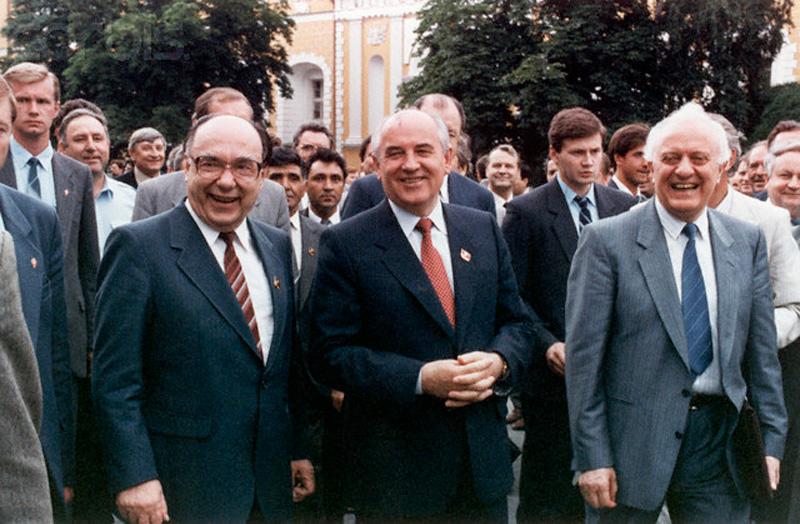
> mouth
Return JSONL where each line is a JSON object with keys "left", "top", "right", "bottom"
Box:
{"left": 671, "top": 183, "right": 699, "bottom": 191}
{"left": 209, "top": 194, "right": 239, "bottom": 205}
{"left": 399, "top": 176, "right": 426, "bottom": 186}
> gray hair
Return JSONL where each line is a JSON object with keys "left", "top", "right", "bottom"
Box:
{"left": 766, "top": 139, "right": 800, "bottom": 177}
{"left": 128, "top": 127, "right": 165, "bottom": 151}
{"left": 371, "top": 109, "right": 450, "bottom": 159}
{"left": 644, "top": 102, "right": 730, "bottom": 165}
{"left": 707, "top": 113, "right": 743, "bottom": 157}
{"left": 58, "top": 108, "right": 109, "bottom": 145}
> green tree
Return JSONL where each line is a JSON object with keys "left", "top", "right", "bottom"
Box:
{"left": 399, "top": 0, "right": 538, "bottom": 157}
{"left": 3, "top": 0, "right": 294, "bottom": 149}
{"left": 654, "top": 0, "right": 793, "bottom": 137}
{"left": 2, "top": 0, "right": 72, "bottom": 76}
{"left": 751, "top": 83, "right": 800, "bottom": 142}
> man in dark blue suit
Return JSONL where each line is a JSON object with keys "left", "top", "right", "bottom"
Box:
{"left": 503, "top": 107, "right": 636, "bottom": 522}
{"left": 340, "top": 93, "right": 496, "bottom": 219}
{"left": 0, "top": 77, "right": 73, "bottom": 521}
{"left": 311, "top": 109, "right": 533, "bottom": 521}
{"left": 92, "top": 114, "right": 313, "bottom": 523}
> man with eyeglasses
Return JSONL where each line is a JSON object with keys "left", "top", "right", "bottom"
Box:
{"left": 293, "top": 123, "right": 334, "bottom": 164}
{"left": 92, "top": 114, "right": 314, "bottom": 523}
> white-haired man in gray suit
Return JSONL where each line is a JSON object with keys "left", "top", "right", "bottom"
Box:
{"left": 566, "top": 102, "right": 787, "bottom": 522}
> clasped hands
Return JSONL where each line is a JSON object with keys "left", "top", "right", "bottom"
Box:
{"left": 421, "top": 351, "right": 506, "bottom": 408}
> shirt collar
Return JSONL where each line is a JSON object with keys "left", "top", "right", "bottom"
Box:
{"left": 611, "top": 174, "right": 636, "bottom": 196}
{"left": 717, "top": 186, "right": 734, "bottom": 215}
{"left": 388, "top": 197, "right": 448, "bottom": 239}
{"left": 655, "top": 197, "right": 710, "bottom": 241}
{"left": 289, "top": 211, "right": 300, "bottom": 230}
{"left": 11, "top": 135, "right": 53, "bottom": 171}
{"left": 440, "top": 173, "right": 450, "bottom": 203}
{"left": 557, "top": 174, "right": 596, "bottom": 206}
{"left": 185, "top": 199, "right": 252, "bottom": 253}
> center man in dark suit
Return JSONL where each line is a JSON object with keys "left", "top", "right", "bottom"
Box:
{"left": 310, "top": 109, "right": 534, "bottom": 521}
{"left": 503, "top": 107, "right": 636, "bottom": 522}
{"left": 566, "top": 102, "right": 787, "bottom": 522}
{"left": 92, "top": 114, "right": 313, "bottom": 523}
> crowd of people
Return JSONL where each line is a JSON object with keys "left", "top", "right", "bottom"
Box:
{"left": 1, "top": 58, "right": 799, "bottom": 524}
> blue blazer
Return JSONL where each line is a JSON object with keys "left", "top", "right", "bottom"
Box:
{"left": 0, "top": 185, "right": 73, "bottom": 507}
{"left": 341, "top": 172, "right": 497, "bottom": 220}
{"left": 565, "top": 201, "right": 787, "bottom": 510}
{"left": 92, "top": 204, "right": 299, "bottom": 521}
{"left": 310, "top": 200, "right": 534, "bottom": 517}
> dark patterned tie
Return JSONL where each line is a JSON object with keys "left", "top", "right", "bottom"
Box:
{"left": 574, "top": 195, "right": 592, "bottom": 231}
{"left": 415, "top": 218, "right": 455, "bottom": 327}
{"left": 27, "top": 157, "right": 41, "bottom": 199}
{"left": 220, "top": 232, "right": 263, "bottom": 360}
{"left": 681, "top": 223, "right": 712, "bottom": 376}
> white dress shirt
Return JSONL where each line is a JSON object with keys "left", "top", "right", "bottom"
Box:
{"left": 388, "top": 197, "right": 454, "bottom": 292}
{"left": 11, "top": 136, "right": 57, "bottom": 208}
{"left": 186, "top": 201, "right": 274, "bottom": 363}
{"left": 655, "top": 199, "right": 721, "bottom": 395}
{"left": 307, "top": 206, "right": 341, "bottom": 225}
{"left": 557, "top": 175, "right": 600, "bottom": 233}
{"left": 491, "top": 190, "right": 511, "bottom": 226}
{"left": 289, "top": 211, "right": 303, "bottom": 274}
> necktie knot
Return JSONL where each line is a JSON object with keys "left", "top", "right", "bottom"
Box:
{"left": 415, "top": 217, "right": 433, "bottom": 235}
{"left": 219, "top": 231, "right": 237, "bottom": 249}
{"left": 574, "top": 195, "right": 590, "bottom": 209}
{"left": 682, "top": 223, "right": 698, "bottom": 241}
{"left": 27, "top": 157, "right": 40, "bottom": 168}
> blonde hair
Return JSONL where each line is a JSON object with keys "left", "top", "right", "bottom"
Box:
{"left": 3, "top": 62, "right": 61, "bottom": 102}
{"left": 0, "top": 76, "right": 17, "bottom": 121}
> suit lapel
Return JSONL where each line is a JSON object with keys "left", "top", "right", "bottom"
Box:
{"left": 636, "top": 201, "right": 690, "bottom": 371}
{"left": 0, "top": 189, "right": 42, "bottom": 344}
{"left": 298, "top": 216, "right": 320, "bottom": 310}
{"left": 0, "top": 153, "right": 16, "bottom": 189}
{"left": 170, "top": 206, "right": 260, "bottom": 359}
{"left": 52, "top": 154, "right": 77, "bottom": 241}
{"left": 376, "top": 201, "right": 455, "bottom": 338}
{"left": 445, "top": 205, "right": 477, "bottom": 348}
{"left": 546, "top": 180, "right": 579, "bottom": 262}
{"left": 708, "top": 212, "right": 737, "bottom": 370}
{"left": 249, "top": 221, "right": 289, "bottom": 373}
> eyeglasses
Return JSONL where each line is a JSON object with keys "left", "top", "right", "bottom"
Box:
{"left": 191, "top": 155, "right": 262, "bottom": 181}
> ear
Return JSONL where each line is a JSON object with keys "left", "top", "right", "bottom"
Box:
{"left": 548, "top": 146, "right": 558, "bottom": 164}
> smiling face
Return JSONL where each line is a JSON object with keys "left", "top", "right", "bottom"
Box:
{"left": 376, "top": 110, "right": 452, "bottom": 217}
{"left": 652, "top": 123, "right": 723, "bottom": 223}
{"left": 747, "top": 144, "right": 769, "bottom": 193}
{"left": 767, "top": 151, "right": 800, "bottom": 219}
{"left": 486, "top": 148, "right": 520, "bottom": 196}
{"left": 267, "top": 163, "right": 304, "bottom": 216}
{"left": 186, "top": 116, "right": 264, "bottom": 232}
{"left": 61, "top": 115, "right": 109, "bottom": 176}
{"left": 130, "top": 139, "right": 166, "bottom": 177}
{"left": 615, "top": 144, "right": 651, "bottom": 187}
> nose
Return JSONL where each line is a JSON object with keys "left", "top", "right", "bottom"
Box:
{"left": 215, "top": 166, "right": 238, "bottom": 188}
{"left": 788, "top": 176, "right": 800, "bottom": 190}
{"left": 402, "top": 152, "right": 420, "bottom": 171}
{"left": 674, "top": 155, "right": 693, "bottom": 175}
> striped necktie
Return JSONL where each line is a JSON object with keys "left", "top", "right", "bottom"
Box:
{"left": 416, "top": 218, "right": 455, "bottom": 327}
{"left": 27, "top": 157, "right": 41, "bottom": 199}
{"left": 681, "top": 223, "right": 712, "bottom": 376}
{"left": 574, "top": 195, "right": 592, "bottom": 231}
{"left": 220, "top": 232, "right": 263, "bottom": 361}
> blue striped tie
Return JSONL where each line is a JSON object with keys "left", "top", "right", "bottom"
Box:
{"left": 574, "top": 195, "right": 592, "bottom": 231}
{"left": 27, "top": 157, "right": 41, "bottom": 199}
{"left": 681, "top": 223, "right": 712, "bottom": 376}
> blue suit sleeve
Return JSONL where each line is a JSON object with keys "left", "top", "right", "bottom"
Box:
{"left": 92, "top": 227, "right": 159, "bottom": 494}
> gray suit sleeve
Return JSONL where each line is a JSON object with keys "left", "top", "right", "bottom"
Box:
{"left": 132, "top": 180, "right": 157, "bottom": 221}
{"left": 565, "top": 225, "right": 616, "bottom": 472}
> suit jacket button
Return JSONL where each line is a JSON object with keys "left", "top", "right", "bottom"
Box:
{"left": 261, "top": 378, "right": 268, "bottom": 389}
{"left": 675, "top": 431, "right": 683, "bottom": 440}
{"left": 681, "top": 389, "right": 691, "bottom": 398}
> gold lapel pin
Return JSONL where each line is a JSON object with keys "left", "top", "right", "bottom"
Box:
{"left": 460, "top": 248, "right": 472, "bottom": 262}
{"left": 308, "top": 247, "right": 316, "bottom": 257}
{"left": 31, "top": 257, "right": 37, "bottom": 269}
{"left": 273, "top": 276, "right": 281, "bottom": 289}
{"left": 64, "top": 189, "right": 69, "bottom": 197}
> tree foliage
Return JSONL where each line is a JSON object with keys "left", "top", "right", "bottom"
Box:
{"left": 403, "top": 0, "right": 793, "bottom": 168}
{"left": 751, "top": 83, "right": 800, "bottom": 142}
{"left": 2, "top": 0, "right": 71, "bottom": 76}
{"left": 4, "top": 0, "right": 294, "bottom": 149}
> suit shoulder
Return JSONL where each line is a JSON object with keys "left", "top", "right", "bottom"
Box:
{"left": 1, "top": 185, "right": 59, "bottom": 224}
{"left": 251, "top": 218, "right": 291, "bottom": 245}
{"left": 299, "top": 214, "right": 324, "bottom": 234}
{"left": 709, "top": 208, "right": 762, "bottom": 242}
{"left": 506, "top": 183, "right": 551, "bottom": 214}
{"left": 730, "top": 190, "right": 791, "bottom": 224}
{"left": 596, "top": 183, "right": 637, "bottom": 209}
{"left": 445, "top": 201, "right": 496, "bottom": 224}
{"left": 54, "top": 152, "right": 92, "bottom": 179}
{"left": 139, "top": 171, "right": 183, "bottom": 192}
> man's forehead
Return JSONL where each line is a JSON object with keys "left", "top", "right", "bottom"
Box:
{"left": 68, "top": 115, "right": 105, "bottom": 134}
{"left": 656, "top": 126, "right": 717, "bottom": 153}
{"left": 774, "top": 151, "right": 800, "bottom": 171}
{"left": 309, "top": 160, "right": 343, "bottom": 176}
{"left": 300, "top": 131, "right": 330, "bottom": 144}
{"left": 269, "top": 164, "right": 301, "bottom": 174}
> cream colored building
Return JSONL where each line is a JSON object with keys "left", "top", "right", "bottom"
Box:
{"left": 274, "top": 0, "right": 424, "bottom": 167}
{"left": 771, "top": 2, "right": 800, "bottom": 85}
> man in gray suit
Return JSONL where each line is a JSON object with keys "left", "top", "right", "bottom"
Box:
{"left": 0, "top": 229, "right": 53, "bottom": 523}
{"left": 566, "top": 102, "right": 787, "bottom": 522}
{"left": 132, "top": 87, "right": 289, "bottom": 230}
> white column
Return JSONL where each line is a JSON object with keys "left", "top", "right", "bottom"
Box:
{"left": 389, "top": 16, "right": 403, "bottom": 112}
{"left": 346, "top": 20, "right": 363, "bottom": 146}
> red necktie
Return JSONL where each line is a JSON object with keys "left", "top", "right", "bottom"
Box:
{"left": 220, "top": 232, "right": 263, "bottom": 360}
{"left": 415, "top": 218, "right": 455, "bottom": 327}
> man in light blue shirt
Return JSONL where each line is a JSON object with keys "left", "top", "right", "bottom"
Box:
{"left": 59, "top": 108, "right": 134, "bottom": 254}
